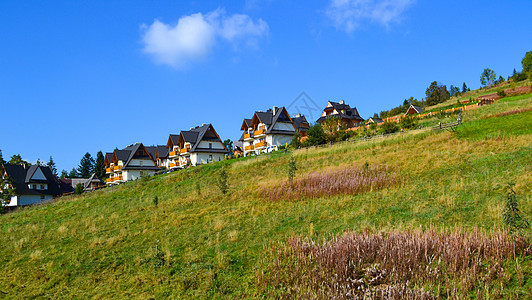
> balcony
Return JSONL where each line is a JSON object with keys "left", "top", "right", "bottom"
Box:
{"left": 106, "top": 178, "right": 112, "bottom": 183}
{"left": 114, "top": 175, "right": 123, "bottom": 182}
{"left": 180, "top": 146, "right": 191, "bottom": 154}
{"left": 169, "top": 150, "right": 178, "bottom": 157}
{"left": 255, "top": 127, "right": 266, "bottom": 137}
{"left": 244, "top": 132, "right": 253, "bottom": 140}
{"left": 255, "top": 141, "right": 267, "bottom": 149}
{"left": 244, "top": 144, "right": 255, "bottom": 151}
{"left": 106, "top": 167, "right": 112, "bottom": 174}
{"left": 169, "top": 162, "right": 176, "bottom": 168}
{"left": 113, "top": 165, "right": 122, "bottom": 172}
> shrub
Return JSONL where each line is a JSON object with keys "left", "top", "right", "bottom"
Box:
{"left": 380, "top": 121, "right": 399, "bottom": 134}
{"left": 261, "top": 228, "right": 531, "bottom": 299}
{"left": 502, "top": 183, "right": 529, "bottom": 233}
{"left": 264, "top": 165, "right": 398, "bottom": 201}
{"left": 153, "top": 196, "right": 158, "bottom": 207}
{"left": 399, "top": 115, "right": 417, "bottom": 130}
{"left": 287, "top": 156, "right": 297, "bottom": 185}
{"left": 497, "top": 89, "right": 507, "bottom": 97}
{"left": 290, "top": 132, "right": 302, "bottom": 149}
{"left": 74, "top": 183, "right": 84, "bottom": 195}
{"left": 195, "top": 181, "right": 201, "bottom": 196}
{"left": 305, "top": 123, "right": 326, "bottom": 146}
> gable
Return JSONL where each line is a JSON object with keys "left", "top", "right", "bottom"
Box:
{"left": 31, "top": 167, "right": 46, "bottom": 181}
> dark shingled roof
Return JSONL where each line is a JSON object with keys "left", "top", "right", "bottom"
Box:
{"left": 3, "top": 164, "right": 61, "bottom": 196}
{"left": 156, "top": 145, "right": 168, "bottom": 159}
{"left": 316, "top": 101, "right": 364, "bottom": 123}
{"left": 178, "top": 124, "right": 228, "bottom": 153}
{"left": 292, "top": 115, "right": 310, "bottom": 132}
{"left": 243, "top": 107, "right": 298, "bottom": 136}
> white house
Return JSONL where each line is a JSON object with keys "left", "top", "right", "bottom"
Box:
{"left": 104, "top": 143, "right": 159, "bottom": 185}
{"left": 167, "top": 124, "right": 228, "bottom": 167}
{"left": 240, "top": 106, "right": 306, "bottom": 156}
{"left": 2, "top": 164, "right": 62, "bottom": 207}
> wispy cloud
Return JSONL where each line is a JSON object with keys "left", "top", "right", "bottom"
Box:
{"left": 326, "top": 0, "right": 415, "bottom": 33}
{"left": 141, "top": 9, "right": 269, "bottom": 68}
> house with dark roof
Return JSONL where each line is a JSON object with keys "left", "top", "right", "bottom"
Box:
{"left": 291, "top": 113, "right": 310, "bottom": 137}
{"left": 405, "top": 105, "right": 423, "bottom": 115}
{"left": 167, "top": 124, "right": 228, "bottom": 167}
{"left": 104, "top": 143, "right": 159, "bottom": 184}
{"left": 152, "top": 145, "right": 169, "bottom": 169}
{"left": 316, "top": 100, "right": 364, "bottom": 128}
{"left": 2, "top": 164, "right": 61, "bottom": 206}
{"left": 59, "top": 173, "right": 104, "bottom": 193}
{"left": 240, "top": 106, "right": 302, "bottom": 156}
{"left": 366, "top": 117, "right": 384, "bottom": 126}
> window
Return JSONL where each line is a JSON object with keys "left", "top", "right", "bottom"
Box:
{"left": 40, "top": 184, "right": 44, "bottom": 190}
{"left": 209, "top": 143, "right": 212, "bottom": 149}
{"left": 140, "top": 161, "right": 143, "bottom": 166}
{"left": 40, "top": 195, "right": 45, "bottom": 200}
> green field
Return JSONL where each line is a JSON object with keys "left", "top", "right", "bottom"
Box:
{"left": 1, "top": 94, "right": 531, "bottom": 298}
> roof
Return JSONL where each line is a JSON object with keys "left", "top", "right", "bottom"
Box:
{"left": 244, "top": 107, "right": 298, "bottom": 135}
{"left": 292, "top": 115, "right": 310, "bottom": 132}
{"left": 83, "top": 173, "right": 103, "bottom": 189}
{"left": 368, "top": 117, "right": 384, "bottom": 124}
{"left": 3, "top": 164, "right": 62, "bottom": 196}
{"left": 316, "top": 101, "right": 364, "bottom": 123}
{"left": 108, "top": 143, "right": 158, "bottom": 170}
{"left": 178, "top": 124, "right": 228, "bottom": 153}
{"left": 156, "top": 145, "right": 169, "bottom": 159}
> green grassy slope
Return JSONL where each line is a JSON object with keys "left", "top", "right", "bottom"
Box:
{"left": 1, "top": 94, "right": 531, "bottom": 298}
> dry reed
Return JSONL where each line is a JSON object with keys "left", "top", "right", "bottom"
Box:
{"left": 261, "top": 228, "right": 531, "bottom": 299}
{"left": 263, "top": 165, "right": 399, "bottom": 201}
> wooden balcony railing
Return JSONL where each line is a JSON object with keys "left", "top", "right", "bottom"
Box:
{"left": 244, "top": 132, "right": 253, "bottom": 139}
{"left": 106, "top": 167, "right": 112, "bottom": 173}
{"left": 255, "top": 141, "right": 267, "bottom": 148}
{"left": 169, "top": 162, "right": 176, "bottom": 167}
{"left": 169, "top": 150, "right": 178, "bottom": 157}
{"left": 113, "top": 165, "right": 121, "bottom": 171}
{"left": 114, "top": 175, "right": 123, "bottom": 182}
{"left": 180, "top": 146, "right": 191, "bottom": 154}
{"left": 244, "top": 145, "right": 254, "bottom": 151}
{"left": 106, "top": 178, "right": 112, "bottom": 183}
{"left": 255, "top": 127, "right": 266, "bottom": 135}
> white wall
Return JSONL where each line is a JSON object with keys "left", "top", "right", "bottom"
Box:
{"left": 197, "top": 141, "right": 225, "bottom": 149}
{"left": 127, "top": 159, "right": 156, "bottom": 167}
{"left": 190, "top": 152, "right": 225, "bottom": 166}
{"left": 272, "top": 135, "right": 293, "bottom": 146}
{"left": 7, "top": 195, "right": 53, "bottom": 207}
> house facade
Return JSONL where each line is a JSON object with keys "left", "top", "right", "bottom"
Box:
{"left": 2, "top": 164, "right": 62, "bottom": 206}
{"left": 316, "top": 100, "right": 364, "bottom": 129}
{"left": 104, "top": 143, "right": 159, "bottom": 184}
{"left": 167, "top": 124, "right": 228, "bottom": 167}
{"left": 240, "top": 106, "right": 301, "bottom": 156}
{"left": 405, "top": 105, "right": 423, "bottom": 115}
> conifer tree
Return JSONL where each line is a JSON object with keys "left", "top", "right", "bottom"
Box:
{"left": 77, "top": 153, "right": 95, "bottom": 178}
{"left": 47, "top": 156, "right": 58, "bottom": 176}
{"left": 68, "top": 168, "right": 78, "bottom": 178}
{"left": 94, "top": 151, "right": 105, "bottom": 180}
{"left": 60, "top": 170, "right": 68, "bottom": 179}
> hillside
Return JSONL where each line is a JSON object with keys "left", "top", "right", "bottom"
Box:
{"left": 1, "top": 92, "right": 531, "bottom": 298}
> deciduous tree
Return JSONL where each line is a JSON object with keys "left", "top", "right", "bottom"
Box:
{"left": 480, "top": 68, "right": 496, "bottom": 87}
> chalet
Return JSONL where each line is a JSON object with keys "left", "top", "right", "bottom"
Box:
{"left": 240, "top": 106, "right": 300, "bottom": 156}
{"left": 316, "top": 100, "right": 364, "bottom": 128}
{"left": 366, "top": 117, "right": 384, "bottom": 126}
{"left": 167, "top": 124, "right": 228, "bottom": 167}
{"left": 153, "top": 145, "right": 169, "bottom": 169}
{"left": 405, "top": 105, "right": 423, "bottom": 115}
{"left": 59, "top": 173, "right": 104, "bottom": 193}
{"left": 292, "top": 114, "right": 310, "bottom": 137}
{"left": 104, "top": 143, "right": 159, "bottom": 184}
{"left": 2, "top": 164, "right": 61, "bottom": 206}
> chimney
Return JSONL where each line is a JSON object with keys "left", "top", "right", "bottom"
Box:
{"left": 273, "top": 106, "right": 278, "bottom": 115}
{"left": 295, "top": 113, "right": 301, "bottom": 118}
{"left": 202, "top": 123, "right": 206, "bottom": 126}
{"left": 339, "top": 100, "right": 345, "bottom": 105}
{"left": 190, "top": 127, "right": 194, "bottom": 130}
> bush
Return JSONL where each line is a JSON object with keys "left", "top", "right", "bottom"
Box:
{"left": 216, "top": 167, "right": 229, "bottom": 195}
{"left": 74, "top": 183, "right": 84, "bottom": 195}
{"left": 290, "top": 132, "right": 302, "bottom": 149}
{"left": 497, "top": 89, "right": 507, "bottom": 97}
{"left": 153, "top": 196, "right": 158, "bottom": 207}
{"left": 502, "top": 183, "right": 529, "bottom": 233}
{"left": 305, "top": 124, "right": 326, "bottom": 146}
{"left": 380, "top": 121, "right": 399, "bottom": 134}
{"left": 399, "top": 115, "right": 417, "bottom": 130}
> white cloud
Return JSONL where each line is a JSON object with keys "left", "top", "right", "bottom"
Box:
{"left": 141, "top": 9, "right": 269, "bottom": 68}
{"left": 326, "top": 0, "right": 415, "bottom": 33}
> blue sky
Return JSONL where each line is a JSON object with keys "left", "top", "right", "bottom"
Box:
{"left": 1, "top": 0, "right": 531, "bottom": 172}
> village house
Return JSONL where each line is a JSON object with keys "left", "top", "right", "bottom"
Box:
{"left": 59, "top": 173, "right": 104, "bottom": 194}
{"left": 240, "top": 106, "right": 303, "bottom": 156}
{"left": 167, "top": 123, "right": 228, "bottom": 167}
{"left": 291, "top": 113, "right": 310, "bottom": 137}
{"left": 366, "top": 117, "right": 384, "bottom": 126}
{"left": 2, "top": 164, "right": 62, "bottom": 206}
{"left": 104, "top": 143, "right": 159, "bottom": 184}
{"left": 405, "top": 104, "right": 423, "bottom": 115}
{"left": 316, "top": 100, "right": 364, "bottom": 129}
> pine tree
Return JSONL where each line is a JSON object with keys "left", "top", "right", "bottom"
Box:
{"left": 77, "top": 153, "right": 95, "bottom": 178}
{"left": 68, "top": 167, "right": 78, "bottom": 178}
{"left": 462, "top": 82, "right": 468, "bottom": 93}
{"left": 46, "top": 156, "right": 58, "bottom": 176}
{"left": 60, "top": 170, "right": 68, "bottom": 179}
{"left": 8, "top": 154, "right": 29, "bottom": 166}
{"left": 94, "top": 151, "right": 105, "bottom": 180}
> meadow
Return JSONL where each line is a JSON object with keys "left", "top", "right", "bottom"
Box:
{"left": 0, "top": 92, "right": 531, "bottom": 298}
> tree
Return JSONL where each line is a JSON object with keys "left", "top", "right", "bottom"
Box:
{"left": 480, "top": 68, "right": 496, "bottom": 87}
{"left": 305, "top": 123, "right": 326, "bottom": 146}
{"left": 74, "top": 183, "right": 84, "bottom": 195}
{"left": 223, "top": 139, "right": 233, "bottom": 156}
{"left": 425, "top": 81, "right": 450, "bottom": 106}
{"left": 399, "top": 115, "right": 417, "bottom": 130}
{"left": 216, "top": 166, "right": 228, "bottom": 195}
{"left": 502, "top": 183, "right": 529, "bottom": 233}
{"left": 290, "top": 132, "right": 302, "bottom": 149}
{"left": 8, "top": 154, "right": 29, "bottom": 166}
{"left": 60, "top": 170, "right": 68, "bottom": 179}
{"left": 449, "top": 85, "right": 460, "bottom": 97}
{"left": 94, "top": 151, "right": 105, "bottom": 180}
{"left": 321, "top": 116, "right": 344, "bottom": 135}
{"left": 288, "top": 156, "right": 297, "bottom": 186}
{"left": 77, "top": 152, "right": 95, "bottom": 178}
{"left": 45, "top": 156, "right": 57, "bottom": 177}
{"left": 522, "top": 51, "right": 532, "bottom": 73}
{"left": 462, "top": 82, "right": 470, "bottom": 93}
{"left": 68, "top": 168, "right": 78, "bottom": 178}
